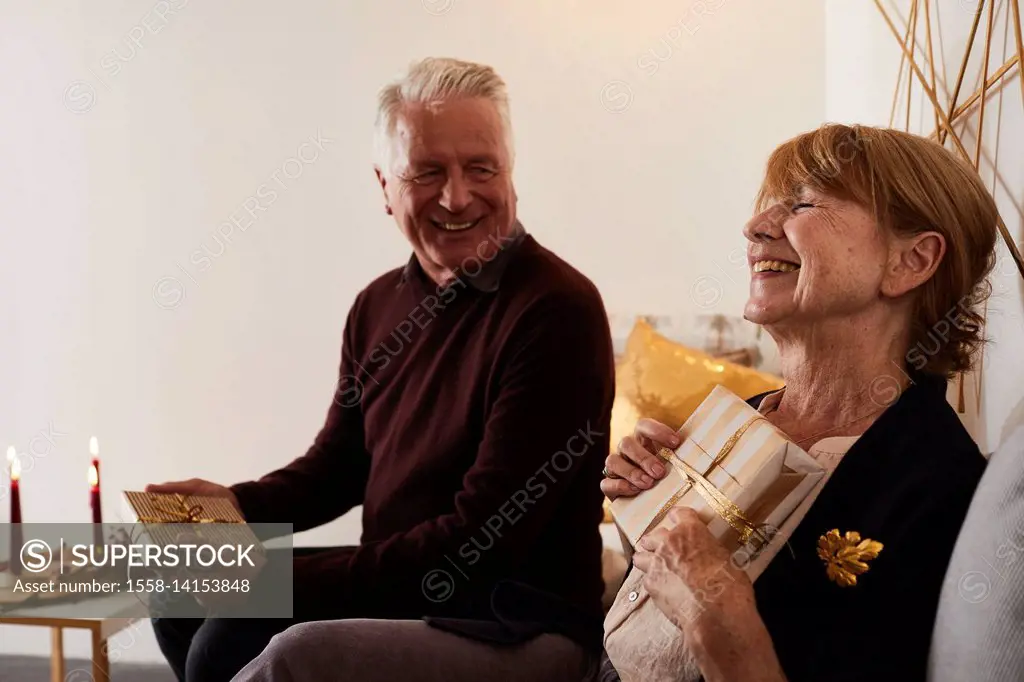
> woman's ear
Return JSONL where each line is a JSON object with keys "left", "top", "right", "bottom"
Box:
{"left": 881, "top": 231, "right": 946, "bottom": 298}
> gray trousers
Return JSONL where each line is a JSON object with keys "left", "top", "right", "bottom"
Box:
{"left": 231, "top": 619, "right": 598, "bottom": 682}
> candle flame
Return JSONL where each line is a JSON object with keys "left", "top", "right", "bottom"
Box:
{"left": 90, "top": 436, "right": 99, "bottom": 457}
{"left": 8, "top": 447, "right": 20, "bottom": 482}
{"left": 89, "top": 462, "right": 99, "bottom": 487}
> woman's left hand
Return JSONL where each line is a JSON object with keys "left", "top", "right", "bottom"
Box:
{"left": 633, "top": 508, "right": 786, "bottom": 682}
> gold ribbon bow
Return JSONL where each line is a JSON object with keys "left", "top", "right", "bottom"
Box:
{"left": 643, "top": 414, "right": 773, "bottom": 549}
{"left": 137, "top": 494, "right": 241, "bottom": 524}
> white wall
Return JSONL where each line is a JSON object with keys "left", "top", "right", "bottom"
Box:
{"left": 825, "top": 0, "right": 1024, "bottom": 455}
{"left": 0, "top": 0, "right": 824, "bottom": 663}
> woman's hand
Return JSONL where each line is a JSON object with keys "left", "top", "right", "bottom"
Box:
{"left": 633, "top": 508, "right": 786, "bottom": 682}
{"left": 600, "top": 418, "right": 677, "bottom": 500}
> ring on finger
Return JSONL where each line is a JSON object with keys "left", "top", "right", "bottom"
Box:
{"left": 602, "top": 466, "right": 621, "bottom": 479}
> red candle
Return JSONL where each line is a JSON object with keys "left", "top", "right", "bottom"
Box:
{"left": 8, "top": 447, "right": 22, "bottom": 575}
{"left": 8, "top": 447, "right": 20, "bottom": 524}
{"left": 89, "top": 437, "right": 103, "bottom": 547}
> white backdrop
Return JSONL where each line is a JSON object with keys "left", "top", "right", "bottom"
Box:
{"left": 0, "top": 0, "right": 828, "bottom": 662}
{"left": 826, "top": 0, "right": 1024, "bottom": 455}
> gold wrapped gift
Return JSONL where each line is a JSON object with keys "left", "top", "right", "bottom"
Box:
{"left": 124, "top": 491, "right": 244, "bottom": 523}
{"left": 122, "top": 491, "right": 262, "bottom": 554}
{"left": 610, "top": 385, "right": 825, "bottom": 575}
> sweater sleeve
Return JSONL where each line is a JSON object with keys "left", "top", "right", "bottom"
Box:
{"left": 229, "top": 300, "right": 372, "bottom": 532}
{"left": 288, "top": 290, "right": 614, "bottom": 619}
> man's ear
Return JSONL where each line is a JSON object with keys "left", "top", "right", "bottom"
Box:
{"left": 881, "top": 231, "right": 946, "bottom": 298}
{"left": 374, "top": 167, "right": 392, "bottom": 215}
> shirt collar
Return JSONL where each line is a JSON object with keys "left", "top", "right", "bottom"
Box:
{"left": 399, "top": 220, "right": 527, "bottom": 292}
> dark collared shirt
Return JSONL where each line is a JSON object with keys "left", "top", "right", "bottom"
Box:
{"left": 398, "top": 221, "right": 527, "bottom": 293}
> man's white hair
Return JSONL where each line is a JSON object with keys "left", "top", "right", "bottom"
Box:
{"left": 373, "top": 57, "right": 514, "bottom": 176}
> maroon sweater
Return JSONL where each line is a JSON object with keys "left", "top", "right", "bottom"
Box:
{"left": 231, "top": 229, "right": 614, "bottom": 639}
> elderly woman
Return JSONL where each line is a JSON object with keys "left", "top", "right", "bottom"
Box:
{"left": 601, "top": 124, "right": 997, "bottom": 682}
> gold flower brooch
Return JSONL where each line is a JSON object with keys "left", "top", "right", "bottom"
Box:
{"left": 817, "top": 529, "right": 884, "bottom": 587}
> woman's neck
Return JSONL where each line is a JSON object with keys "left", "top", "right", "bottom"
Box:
{"left": 767, "top": 315, "right": 912, "bottom": 445}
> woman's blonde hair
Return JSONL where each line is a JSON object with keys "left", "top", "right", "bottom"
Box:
{"left": 755, "top": 124, "right": 998, "bottom": 378}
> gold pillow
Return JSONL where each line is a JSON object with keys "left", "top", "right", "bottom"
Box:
{"left": 603, "top": 318, "right": 785, "bottom": 523}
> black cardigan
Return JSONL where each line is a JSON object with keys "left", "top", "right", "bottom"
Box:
{"left": 753, "top": 372, "right": 985, "bottom": 681}
{"left": 600, "top": 372, "right": 986, "bottom": 682}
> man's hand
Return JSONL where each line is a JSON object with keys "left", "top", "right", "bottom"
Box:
{"left": 632, "top": 508, "right": 786, "bottom": 682}
{"left": 145, "top": 479, "right": 242, "bottom": 515}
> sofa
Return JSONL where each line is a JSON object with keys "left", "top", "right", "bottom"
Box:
{"left": 928, "top": 424, "right": 1024, "bottom": 682}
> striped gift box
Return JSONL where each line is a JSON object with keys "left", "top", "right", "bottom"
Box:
{"left": 611, "top": 385, "right": 825, "bottom": 573}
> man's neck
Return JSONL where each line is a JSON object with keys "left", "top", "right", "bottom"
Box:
{"left": 417, "top": 221, "right": 525, "bottom": 289}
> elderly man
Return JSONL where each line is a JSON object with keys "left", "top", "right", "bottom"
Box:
{"left": 147, "top": 57, "right": 614, "bottom": 682}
